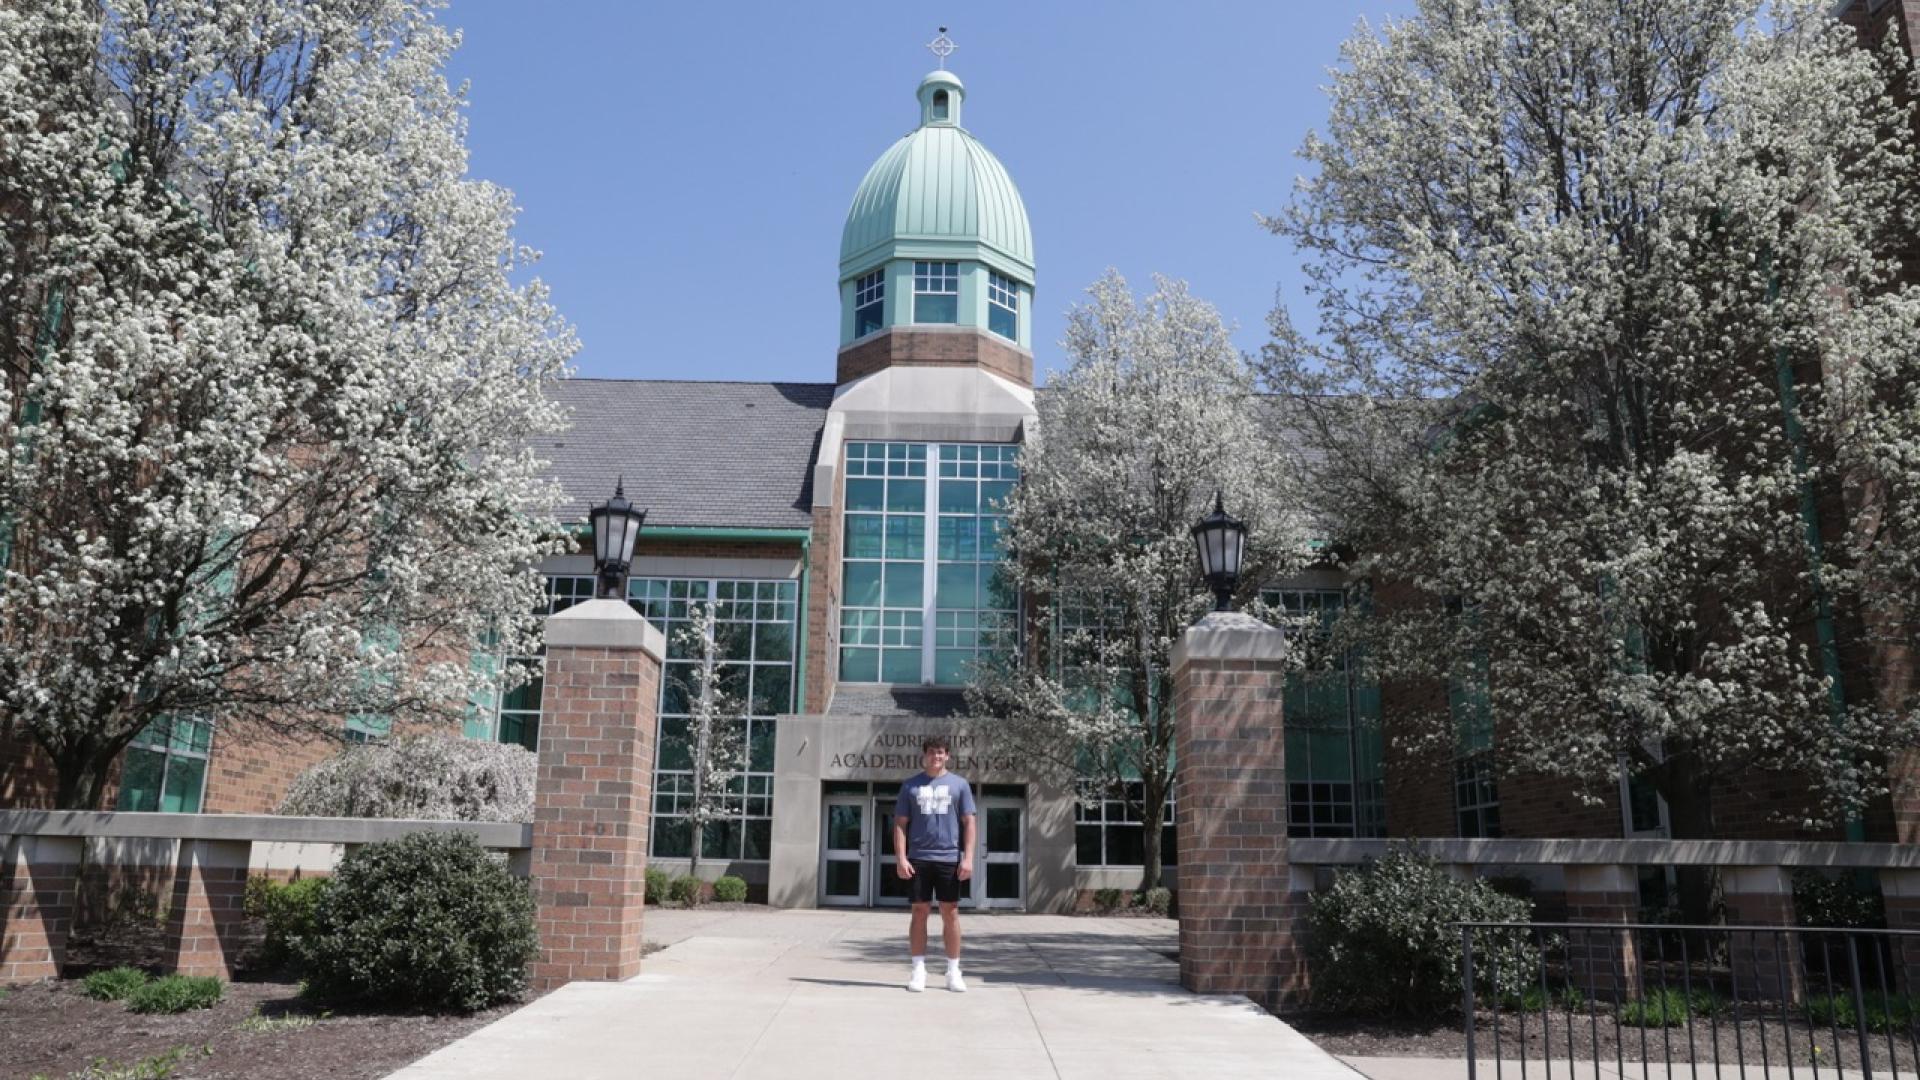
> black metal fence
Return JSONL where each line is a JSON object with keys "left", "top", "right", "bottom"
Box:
{"left": 1461, "top": 922, "right": 1920, "bottom": 1080}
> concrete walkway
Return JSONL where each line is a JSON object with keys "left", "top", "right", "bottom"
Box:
{"left": 388, "top": 908, "right": 1365, "bottom": 1079}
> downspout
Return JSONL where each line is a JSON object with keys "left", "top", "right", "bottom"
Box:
{"left": 794, "top": 534, "right": 810, "bottom": 717}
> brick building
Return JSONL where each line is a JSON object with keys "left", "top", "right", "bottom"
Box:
{"left": 5, "top": 27, "right": 1917, "bottom": 914}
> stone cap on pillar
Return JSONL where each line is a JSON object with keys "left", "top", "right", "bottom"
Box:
{"left": 544, "top": 598, "right": 665, "bottom": 659}
{"left": 1170, "top": 610, "right": 1288, "bottom": 672}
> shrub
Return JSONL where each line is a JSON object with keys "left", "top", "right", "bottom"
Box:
{"left": 1092, "top": 888, "right": 1126, "bottom": 912}
{"left": 668, "top": 875, "right": 703, "bottom": 906}
{"left": 277, "top": 736, "right": 537, "bottom": 822}
{"left": 712, "top": 875, "right": 748, "bottom": 904}
{"left": 1142, "top": 887, "right": 1173, "bottom": 917}
{"left": 125, "top": 975, "right": 223, "bottom": 1014}
{"left": 82, "top": 966, "right": 150, "bottom": 1002}
{"left": 645, "top": 866, "right": 672, "bottom": 905}
{"left": 245, "top": 876, "right": 330, "bottom": 971}
{"left": 1306, "top": 846, "right": 1537, "bottom": 1016}
{"left": 1793, "top": 870, "right": 1885, "bottom": 929}
{"left": 298, "top": 831, "right": 537, "bottom": 1012}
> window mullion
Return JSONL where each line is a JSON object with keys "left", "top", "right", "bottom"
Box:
{"left": 921, "top": 448, "right": 939, "bottom": 684}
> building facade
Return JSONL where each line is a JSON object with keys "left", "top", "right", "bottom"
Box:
{"left": 8, "top": 27, "right": 1919, "bottom": 914}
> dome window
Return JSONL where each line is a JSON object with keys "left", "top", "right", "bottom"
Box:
{"left": 854, "top": 268, "right": 886, "bottom": 337}
{"left": 913, "top": 261, "right": 959, "bottom": 324}
{"left": 932, "top": 90, "right": 950, "bottom": 122}
{"left": 987, "top": 271, "right": 1019, "bottom": 341}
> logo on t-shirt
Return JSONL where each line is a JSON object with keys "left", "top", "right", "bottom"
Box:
{"left": 914, "top": 783, "right": 953, "bottom": 816}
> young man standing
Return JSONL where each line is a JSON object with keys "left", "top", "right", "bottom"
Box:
{"left": 893, "top": 735, "right": 976, "bottom": 992}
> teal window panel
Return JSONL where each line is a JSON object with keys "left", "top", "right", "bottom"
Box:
{"left": 844, "top": 515, "right": 883, "bottom": 558}
{"left": 934, "top": 650, "right": 973, "bottom": 686}
{"left": 938, "top": 481, "right": 977, "bottom": 514}
{"left": 880, "top": 649, "right": 921, "bottom": 683}
{"left": 846, "top": 478, "right": 885, "bottom": 512}
{"left": 753, "top": 622, "right": 793, "bottom": 663}
{"left": 935, "top": 563, "right": 975, "bottom": 608}
{"left": 840, "top": 648, "right": 880, "bottom": 682}
{"left": 881, "top": 562, "right": 923, "bottom": 608}
{"left": 843, "top": 563, "right": 882, "bottom": 607}
{"left": 886, "top": 479, "right": 925, "bottom": 513}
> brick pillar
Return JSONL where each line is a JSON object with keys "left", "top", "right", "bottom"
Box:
{"left": 1880, "top": 869, "right": 1920, "bottom": 994}
{"left": 1723, "top": 866, "right": 1803, "bottom": 1003}
{"left": 162, "top": 839, "right": 253, "bottom": 977}
{"left": 1563, "top": 864, "right": 1640, "bottom": 1000}
{"left": 0, "top": 836, "right": 82, "bottom": 982}
{"left": 1170, "top": 610, "right": 1305, "bottom": 1012}
{"left": 528, "top": 597, "right": 664, "bottom": 990}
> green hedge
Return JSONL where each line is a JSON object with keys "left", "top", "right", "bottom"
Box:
{"left": 244, "top": 876, "right": 330, "bottom": 971}
{"left": 712, "top": 876, "right": 748, "bottom": 904}
{"left": 298, "top": 831, "right": 537, "bottom": 1012}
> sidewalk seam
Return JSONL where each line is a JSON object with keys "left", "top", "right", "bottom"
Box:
{"left": 725, "top": 979, "right": 800, "bottom": 1080}
{"left": 1018, "top": 985, "right": 1065, "bottom": 1080}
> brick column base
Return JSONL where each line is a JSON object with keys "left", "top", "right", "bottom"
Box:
{"left": 1171, "top": 611, "right": 1304, "bottom": 1012}
{"left": 163, "top": 840, "right": 253, "bottom": 978}
{"left": 528, "top": 598, "right": 664, "bottom": 990}
{"left": 1563, "top": 864, "right": 1640, "bottom": 999}
{"left": 1724, "top": 866, "right": 1802, "bottom": 1003}
{"left": 0, "top": 836, "right": 82, "bottom": 982}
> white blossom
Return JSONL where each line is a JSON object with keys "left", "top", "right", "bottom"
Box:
{"left": 0, "top": 0, "right": 574, "bottom": 807}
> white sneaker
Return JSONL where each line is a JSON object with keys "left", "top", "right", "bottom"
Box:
{"left": 906, "top": 966, "right": 926, "bottom": 992}
{"left": 946, "top": 968, "right": 967, "bottom": 993}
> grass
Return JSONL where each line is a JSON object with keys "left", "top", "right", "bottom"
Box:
{"left": 31, "top": 1045, "right": 202, "bottom": 1080}
{"left": 1804, "top": 991, "right": 1920, "bottom": 1033}
{"left": 238, "top": 1009, "right": 318, "bottom": 1034}
{"left": 1499, "top": 984, "right": 1588, "bottom": 1012}
{"left": 124, "top": 975, "right": 223, "bottom": 1015}
{"left": 80, "top": 967, "right": 151, "bottom": 1002}
{"left": 1617, "top": 986, "right": 1728, "bottom": 1028}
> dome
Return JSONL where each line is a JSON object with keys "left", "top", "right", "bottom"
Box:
{"left": 838, "top": 71, "right": 1035, "bottom": 282}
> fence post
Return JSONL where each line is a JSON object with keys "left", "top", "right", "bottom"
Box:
{"left": 527, "top": 598, "right": 664, "bottom": 990}
{"left": 1463, "top": 923, "right": 1478, "bottom": 1080}
{"left": 1170, "top": 610, "right": 1302, "bottom": 1012}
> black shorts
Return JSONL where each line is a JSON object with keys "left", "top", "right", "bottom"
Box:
{"left": 909, "top": 859, "right": 963, "bottom": 904}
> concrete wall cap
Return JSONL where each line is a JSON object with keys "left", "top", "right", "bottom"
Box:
{"left": 0, "top": 811, "right": 531, "bottom": 848}
{"left": 544, "top": 598, "right": 665, "bottom": 658}
{"left": 1291, "top": 837, "right": 1920, "bottom": 870}
{"left": 1170, "top": 610, "right": 1288, "bottom": 670}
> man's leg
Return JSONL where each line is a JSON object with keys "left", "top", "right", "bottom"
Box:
{"left": 909, "top": 902, "right": 931, "bottom": 957}
{"left": 940, "top": 897, "right": 966, "bottom": 991}
{"left": 939, "top": 901, "right": 962, "bottom": 959}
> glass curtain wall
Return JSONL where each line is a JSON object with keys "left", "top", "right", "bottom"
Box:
{"left": 840, "top": 441, "right": 1017, "bottom": 686}
{"left": 1267, "top": 588, "right": 1386, "bottom": 838}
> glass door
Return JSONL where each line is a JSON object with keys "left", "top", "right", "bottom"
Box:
{"left": 873, "top": 797, "right": 915, "bottom": 907}
{"left": 820, "top": 796, "right": 868, "bottom": 907}
{"left": 976, "top": 799, "right": 1025, "bottom": 909}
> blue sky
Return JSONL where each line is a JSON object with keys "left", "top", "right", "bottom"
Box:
{"left": 440, "top": 1, "right": 1416, "bottom": 383}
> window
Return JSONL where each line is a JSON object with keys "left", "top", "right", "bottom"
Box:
{"left": 474, "top": 574, "right": 595, "bottom": 751}
{"left": 631, "top": 577, "right": 798, "bottom": 863}
{"left": 987, "top": 271, "right": 1018, "bottom": 340}
{"left": 932, "top": 89, "right": 949, "bottom": 121}
{"left": 117, "top": 715, "right": 212, "bottom": 813}
{"left": 840, "top": 441, "right": 1019, "bottom": 685}
{"left": 1455, "top": 753, "right": 1502, "bottom": 838}
{"left": 913, "top": 261, "right": 959, "bottom": 324}
{"left": 1266, "top": 588, "right": 1386, "bottom": 838}
{"left": 854, "top": 268, "right": 885, "bottom": 337}
{"left": 1074, "top": 781, "right": 1177, "bottom": 867}
{"left": 1449, "top": 600, "right": 1501, "bottom": 837}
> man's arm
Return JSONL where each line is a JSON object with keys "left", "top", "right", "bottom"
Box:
{"left": 957, "top": 813, "right": 976, "bottom": 881}
{"left": 894, "top": 815, "right": 914, "bottom": 878}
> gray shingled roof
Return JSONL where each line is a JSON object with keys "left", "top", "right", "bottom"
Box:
{"left": 828, "top": 685, "right": 971, "bottom": 719}
{"left": 539, "top": 380, "right": 834, "bottom": 528}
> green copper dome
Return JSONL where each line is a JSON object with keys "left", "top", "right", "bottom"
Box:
{"left": 838, "top": 71, "right": 1035, "bottom": 283}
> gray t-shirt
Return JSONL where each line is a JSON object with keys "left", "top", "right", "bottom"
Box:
{"left": 894, "top": 771, "right": 976, "bottom": 862}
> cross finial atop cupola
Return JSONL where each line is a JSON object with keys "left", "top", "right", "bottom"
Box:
{"left": 925, "top": 26, "right": 956, "bottom": 69}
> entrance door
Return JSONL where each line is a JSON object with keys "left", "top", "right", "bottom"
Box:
{"left": 976, "top": 799, "right": 1025, "bottom": 909}
{"left": 820, "top": 797, "right": 868, "bottom": 907}
{"left": 873, "top": 796, "right": 914, "bottom": 907}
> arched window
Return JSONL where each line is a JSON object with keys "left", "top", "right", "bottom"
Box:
{"left": 932, "top": 90, "right": 949, "bottom": 121}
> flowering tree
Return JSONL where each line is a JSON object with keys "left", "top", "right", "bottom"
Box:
{"left": 666, "top": 604, "right": 747, "bottom": 881}
{"left": 0, "top": 0, "right": 573, "bottom": 807}
{"left": 968, "top": 271, "right": 1313, "bottom": 890}
{"left": 1263, "top": 0, "right": 1920, "bottom": 843}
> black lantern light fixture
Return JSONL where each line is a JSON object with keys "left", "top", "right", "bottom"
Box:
{"left": 1190, "top": 490, "right": 1248, "bottom": 612}
{"left": 588, "top": 477, "right": 647, "bottom": 600}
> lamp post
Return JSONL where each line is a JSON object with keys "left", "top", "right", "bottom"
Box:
{"left": 1190, "top": 490, "right": 1247, "bottom": 613}
{"left": 588, "top": 478, "right": 647, "bottom": 600}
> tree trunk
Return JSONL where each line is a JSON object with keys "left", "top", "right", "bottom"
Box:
{"left": 1659, "top": 756, "right": 1719, "bottom": 924}
{"left": 48, "top": 735, "right": 113, "bottom": 811}
{"left": 1138, "top": 776, "right": 1167, "bottom": 893}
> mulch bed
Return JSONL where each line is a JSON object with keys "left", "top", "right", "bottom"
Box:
{"left": 0, "top": 977, "right": 525, "bottom": 1080}
{"left": 1293, "top": 1006, "right": 1920, "bottom": 1073}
